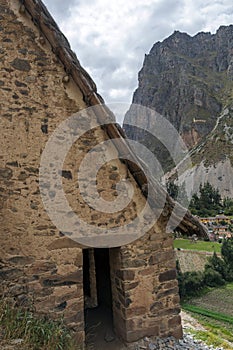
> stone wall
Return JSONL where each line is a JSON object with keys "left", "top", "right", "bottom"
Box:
{"left": 0, "top": 0, "right": 182, "bottom": 347}
{"left": 175, "top": 249, "right": 214, "bottom": 272}
{"left": 110, "top": 230, "right": 182, "bottom": 344}
{"left": 0, "top": 1, "right": 89, "bottom": 342}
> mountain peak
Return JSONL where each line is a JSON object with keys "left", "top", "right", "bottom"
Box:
{"left": 124, "top": 25, "right": 233, "bottom": 197}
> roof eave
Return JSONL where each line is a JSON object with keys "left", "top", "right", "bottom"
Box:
{"left": 20, "top": 0, "right": 207, "bottom": 239}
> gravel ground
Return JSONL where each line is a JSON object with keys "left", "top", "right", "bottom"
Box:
{"left": 145, "top": 334, "right": 224, "bottom": 350}
{"left": 0, "top": 335, "right": 226, "bottom": 350}
{"left": 135, "top": 311, "right": 227, "bottom": 350}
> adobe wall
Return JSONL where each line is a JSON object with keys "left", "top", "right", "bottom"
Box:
{"left": 0, "top": 0, "right": 182, "bottom": 346}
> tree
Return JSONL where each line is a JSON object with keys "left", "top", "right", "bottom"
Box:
{"left": 199, "top": 182, "right": 221, "bottom": 210}
{"left": 223, "top": 197, "right": 233, "bottom": 216}
{"left": 222, "top": 238, "right": 233, "bottom": 268}
{"left": 205, "top": 251, "right": 227, "bottom": 280}
{"left": 203, "top": 268, "right": 225, "bottom": 287}
{"left": 167, "top": 181, "right": 189, "bottom": 207}
{"left": 221, "top": 238, "right": 233, "bottom": 281}
{"left": 189, "top": 182, "right": 222, "bottom": 217}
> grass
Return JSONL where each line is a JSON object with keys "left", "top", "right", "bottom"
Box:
{"left": 183, "top": 308, "right": 233, "bottom": 349}
{"left": 188, "top": 327, "right": 233, "bottom": 349}
{"left": 182, "top": 304, "right": 233, "bottom": 324}
{"left": 186, "top": 283, "right": 233, "bottom": 317}
{"left": 0, "top": 300, "right": 79, "bottom": 350}
{"left": 174, "top": 238, "right": 222, "bottom": 253}
{"left": 182, "top": 283, "right": 233, "bottom": 349}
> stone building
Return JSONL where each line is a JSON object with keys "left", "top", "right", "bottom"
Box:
{"left": 0, "top": 0, "right": 206, "bottom": 347}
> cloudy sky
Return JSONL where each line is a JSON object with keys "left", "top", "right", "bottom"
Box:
{"left": 43, "top": 0, "right": 233, "bottom": 109}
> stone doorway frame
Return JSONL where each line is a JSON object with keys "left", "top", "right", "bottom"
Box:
{"left": 83, "top": 247, "right": 124, "bottom": 342}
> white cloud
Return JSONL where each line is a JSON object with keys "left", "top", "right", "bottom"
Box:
{"left": 43, "top": 0, "right": 233, "bottom": 112}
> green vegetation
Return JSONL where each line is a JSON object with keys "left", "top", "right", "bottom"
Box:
{"left": 189, "top": 182, "right": 222, "bottom": 217}
{"left": 188, "top": 327, "right": 233, "bottom": 349}
{"left": 195, "top": 316, "right": 233, "bottom": 344}
{"left": 182, "top": 283, "right": 233, "bottom": 349}
{"left": 187, "top": 283, "right": 233, "bottom": 317}
{"left": 0, "top": 300, "right": 78, "bottom": 350}
{"left": 223, "top": 198, "right": 233, "bottom": 216}
{"left": 177, "top": 238, "right": 233, "bottom": 299}
{"left": 168, "top": 181, "right": 233, "bottom": 217}
{"left": 167, "top": 181, "right": 189, "bottom": 207}
{"left": 182, "top": 304, "right": 233, "bottom": 324}
{"left": 222, "top": 237, "right": 233, "bottom": 280}
{"left": 174, "top": 239, "right": 221, "bottom": 253}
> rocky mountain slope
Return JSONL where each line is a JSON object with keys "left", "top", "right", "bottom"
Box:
{"left": 124, "top": 25, "right": 233, "bottom": 197}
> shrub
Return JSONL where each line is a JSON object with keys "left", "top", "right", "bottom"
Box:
{"left": 221, "top": 238, "right": 233, "bottom": 281}
{"left": 177, "top": 242, "right": 233, "bottom": 299}
{"left": 203, "top": 267, "right": 225, "bottom": 287}
{"left": 178, "top": 271, "right": 204, "bottom": 298}
{"left": 222, "top": 238, "right": 233, "bottom": 268}
{"left": 205, "top": 252, "right": 227, "bottom": 280}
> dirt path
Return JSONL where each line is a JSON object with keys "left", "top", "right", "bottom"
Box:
{"left": 181, "top": 310, "right": 206, "bottom": 331}
{"left": 85, "top": 306, "right": 127, "bottom": 350}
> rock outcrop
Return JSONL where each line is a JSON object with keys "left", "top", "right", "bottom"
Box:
{"left": 124, "top": 26, "right": 233, "bottom": 196}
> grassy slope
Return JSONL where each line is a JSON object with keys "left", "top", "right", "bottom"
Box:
{"left": 186, "top": 283, "right": 233, "bottom": 317}
{"left": 183, "top": 283, "right": 233, "bottom": 349}
{"left": 175, "top": 237, "right": 233, "bottom": 348}
{"left": 182, "top": 304, "right": 233, "bottom": 323}
{"left": 174, "top": 239, "right": 222, "bottom": 253}
{"left": 187, "top": 318, "right": 233, "bottom": 349}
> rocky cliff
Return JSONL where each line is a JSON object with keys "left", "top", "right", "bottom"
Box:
{"left": 124, "top": 25, "right": 233, "bottom": 196}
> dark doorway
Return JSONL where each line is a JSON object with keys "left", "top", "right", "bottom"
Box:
{"left": 83, "top": 249, "right": 125, "bottom": 349}
{"left": 83, "top": 249, "right": 91, "bottom": 298}
{"left": 94, "top": 248, "right": 112, "bottom": 309}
